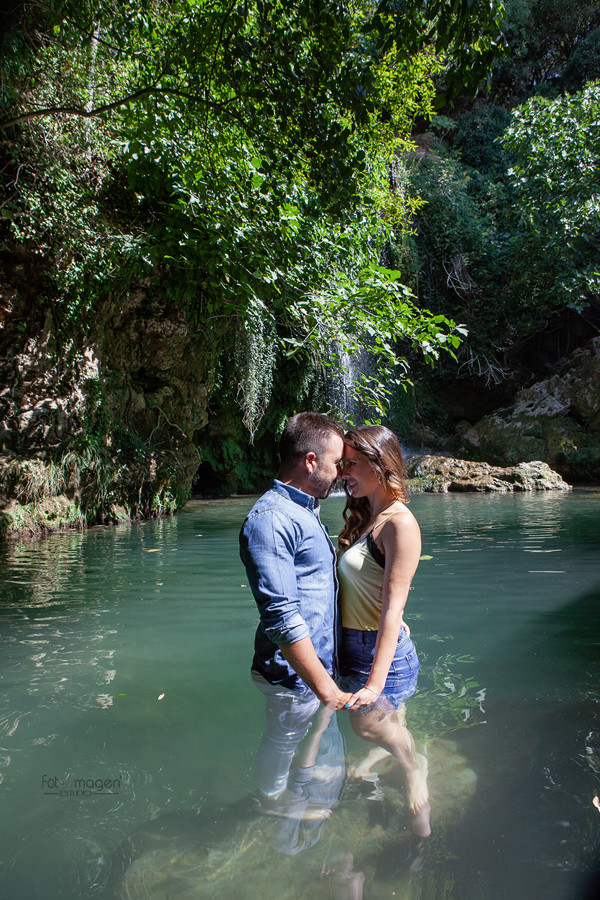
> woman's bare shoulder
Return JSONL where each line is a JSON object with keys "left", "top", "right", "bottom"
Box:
{"left": 381, "top": 504, "right": 420, "bottom": 543}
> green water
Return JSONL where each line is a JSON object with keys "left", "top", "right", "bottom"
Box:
{"left": 0, "top": 491, "right": 599, "bottom": 899}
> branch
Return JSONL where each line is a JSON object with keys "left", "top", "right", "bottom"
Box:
{"left": 0, "top": 84, "right": 238, "bottom": 129}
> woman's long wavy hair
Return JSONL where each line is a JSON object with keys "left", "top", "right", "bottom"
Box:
{"left": 338, "top": 425, "right": 407, "bottom": 552}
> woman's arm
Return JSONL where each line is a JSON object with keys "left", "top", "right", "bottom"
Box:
{"left": 345, "top": 509, "right": 421, "bottom": 709}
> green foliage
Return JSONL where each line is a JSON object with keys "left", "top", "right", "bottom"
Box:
{"left": 82, "top": 377, "right": 109, "bottom": 437}
{"left": 503, "top": 82, "right": 600, "bottom": 313}
{"left": 234, "top": 297, "right": 277, "bottom": 443}
{"left": 285, "top": 262, "right": 466, "bottom": 419}
{"left": 408, "top": 147, "right": 513, "bottom": 377}
{"left": 491, "top": 0, "right": 600, "bottom": 100}
{"left": 410, "top": 652, "right": 486, "bottom": 738}
{"left": 368, "top": 0, "right": 505, "bottom": 105}
{"left": 59, "top": 429, "right": 189, "bottom": 519}
{"left": 407, "top": 77, "right": 600, "bottom": 382}
{"left": 10, "top": 458, "right": 66, "bottom": 503}
{"left": 453, "top": 104, "right": 512, "bottom": 175}
{"left": 61, "top": 439, "right": 120, "bottom": 513}
{"left": 0, "top": 497, "right": 84, "bottom": 538}
{"left": 0, "top": 0, "right": 501, "bottom": 439}
{"left": 563, "top": 25, "right": 600, "bottom": 90}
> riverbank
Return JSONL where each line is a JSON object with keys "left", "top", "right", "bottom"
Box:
{"left": 0, "top": 459, "right": 584, "bottom": 542}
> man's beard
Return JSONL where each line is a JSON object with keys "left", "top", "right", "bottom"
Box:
{"left": 308, "top": 470, "right": 338, "bottom": 499}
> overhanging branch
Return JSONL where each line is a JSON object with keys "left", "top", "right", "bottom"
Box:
{"left": 0, "top": 85, "right": 238, "bottom": 129}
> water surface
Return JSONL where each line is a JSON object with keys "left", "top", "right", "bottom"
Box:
{"left": 0, "top": 490, "right": 599, "bottom": 898}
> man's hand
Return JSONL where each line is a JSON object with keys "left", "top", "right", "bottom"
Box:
{"left": 322, "top": 689, "right": 353, "bottom": 711}
{"left": 279, "top": 638, "right": 351, "bottom": 709}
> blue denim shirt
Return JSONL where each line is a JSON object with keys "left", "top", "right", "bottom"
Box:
{"left": 239, "top": 480, "right": 338, "bottom": 693}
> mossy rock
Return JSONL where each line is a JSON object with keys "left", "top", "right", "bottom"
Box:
{"left": 0, "top": 496, "right": 84, "bottom": 539}
{"left": 114, "top": 739, "right": 476, "bottom": 900}
{"left": 460, "top": 413, "right": 599, "bottom": 481}
{"left": 405, "top": 455, "right": 570, "bottom": 493}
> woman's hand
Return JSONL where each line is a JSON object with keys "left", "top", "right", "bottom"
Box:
{"left": 344, "top": 685, "right": 381, "bottom": 710}
{"left": 324, "top": 689, "right": 354, "bottom": 710}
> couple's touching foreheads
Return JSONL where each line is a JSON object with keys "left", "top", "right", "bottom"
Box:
{"left": 240, "top": 411, "right": 430, "bottom": 843}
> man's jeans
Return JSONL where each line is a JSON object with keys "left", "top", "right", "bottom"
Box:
{"left": 252, "top": 673, "right": 320, "bottom": 798}
{"left": 252, "top": 674, "right": 346, "bottom": 856}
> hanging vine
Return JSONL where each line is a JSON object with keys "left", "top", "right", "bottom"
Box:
{"left": 234, "top": 298, "right": 278, "bottom": 443}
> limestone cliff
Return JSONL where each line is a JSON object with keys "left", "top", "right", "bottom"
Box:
{"left": 0, "top": 268, "right": 217, "bottom": 537}
{"left": 1, "top": 255, "right": 597, "bottom": 540}
{"left": 455, "top": 337, "right": 600, "bottom": 482}
{"left": 0, "top": 259, "right": 298, "bottom": 539}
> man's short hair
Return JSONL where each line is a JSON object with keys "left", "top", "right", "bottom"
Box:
{"left": 279, "top": 412, "right": 344, "bottom": 471}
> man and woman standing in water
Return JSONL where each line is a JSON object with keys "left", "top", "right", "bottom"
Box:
{"left": 239, "top": 411, "right": 431, "bottom": 849}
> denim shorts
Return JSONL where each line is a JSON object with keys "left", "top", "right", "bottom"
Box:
{"left": 338, "top": 627, "right": 420, "bottom": 709}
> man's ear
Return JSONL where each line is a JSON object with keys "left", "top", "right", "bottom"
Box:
{"left": 304, "top": 451, "right": 318, "bottom": 473}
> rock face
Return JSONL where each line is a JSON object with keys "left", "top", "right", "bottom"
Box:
{"left": 405, "top": 455, "right": 571, "bottom": 493}
{"left": 455, "top": 337, "right": 600, "bottom": 482}
{"left": 0, "top": 278, "right": 216, "bottom": 538}
{"left": 1, "top": 249, "right": 595, "bottom": 539}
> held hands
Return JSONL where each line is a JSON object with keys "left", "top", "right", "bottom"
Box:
{"left": 323, "top": 689, "right": 354, "bottom": 711}
{"left": 343, "top": 685, "right": 381, "bottom": 710}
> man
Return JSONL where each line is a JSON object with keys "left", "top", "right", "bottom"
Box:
{"left": 240, "top": 412, "right": 351, "bottom": 816}
{"left": 240, "top": 411, "right": 351, "bottom": 709}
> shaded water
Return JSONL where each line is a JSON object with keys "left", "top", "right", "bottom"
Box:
{"left": 0, "top": 491, "right": 599, "bottom": 899}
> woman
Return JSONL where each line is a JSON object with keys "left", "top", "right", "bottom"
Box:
{"left": 337, "top": 425, "right": 430, "bottom": 835}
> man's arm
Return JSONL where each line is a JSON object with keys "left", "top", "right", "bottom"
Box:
{"left": 279, "top": 638, "right": 351, "bottom": 710}
{"left": 241, "top": 508, "right": 350, "bottom": 709}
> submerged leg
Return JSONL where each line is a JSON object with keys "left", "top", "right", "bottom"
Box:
{"left": 254, "top": 679, "right": 320, "bottom": 800}
{"left": 349, "top": 704, "right": 430, "bottom": 836}
{"left": 348, "top": 745, "right": 391, "bottom": 780}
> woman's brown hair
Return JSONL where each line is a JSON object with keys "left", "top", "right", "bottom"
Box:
{"left": 338, "top": 425, "right": 407, "bottom": 552}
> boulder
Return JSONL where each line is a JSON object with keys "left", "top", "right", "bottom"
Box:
{"left": 405, "top": 455, "right": 571, "bottom": 493}
{"left": 455, "top": 337, "right": 600, "bottom": 482}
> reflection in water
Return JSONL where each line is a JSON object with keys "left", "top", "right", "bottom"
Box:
{"left": 113, "top": 661, "right": 480, "bottom": 898}
{"left": 114, "top": 660, "right": 485, "bottom": 898}
{"left": 252, "top": 678, "right": 367, "bottom": 895}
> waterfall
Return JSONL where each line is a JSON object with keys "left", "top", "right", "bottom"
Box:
{"left": 326, "top": 341, "right": 362, "bottom": 425}
{"left": 325, "top": 339, "right": 427, "bottom": 461}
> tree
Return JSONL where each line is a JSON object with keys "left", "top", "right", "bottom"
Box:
{"left": 490, "top": 0, "right": 600, "bottom": 101}
{"left": 503, "top": 82, "right": 600, "bottom": 315}
{"left": 0, "top": 0, "right": 503, "bottom": 442}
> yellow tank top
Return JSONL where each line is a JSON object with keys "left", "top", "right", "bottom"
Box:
{"left": 337, "top": 513, "right": 395, "bottom": 631}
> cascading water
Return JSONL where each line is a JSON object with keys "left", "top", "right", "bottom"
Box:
{"left": 324, "top": 239, "right": 426, "bottom": 457}
{"left": 325, "top": 336, "right": 425, "bottom": 463}
{"left": 327, "top": 342, "right": 361, "bottom": 425}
